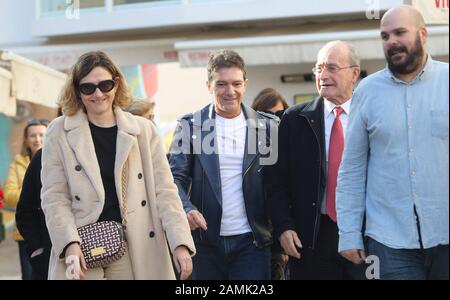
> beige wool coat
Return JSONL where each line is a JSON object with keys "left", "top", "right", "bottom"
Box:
{"left": 41, "top": 107, "right": 195, "bottom": 280}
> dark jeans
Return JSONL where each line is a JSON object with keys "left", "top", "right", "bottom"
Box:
{"left": 18, "top": 241, "right": 33, "bottom": 280}
{"left": 192, "top": 232, "right": 271, "bottom": 280}
{"left": 289, "top": 215, "right": 368, "bottom": 280}
{"left": 367, "top": 237, "right": 449, "bottom": 280}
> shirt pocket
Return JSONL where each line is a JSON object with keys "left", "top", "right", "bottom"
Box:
{"left": 430, "top": 110, "right": 449, "bottom": 139}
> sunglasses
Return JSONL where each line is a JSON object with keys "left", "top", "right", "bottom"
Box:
{"left": 27, "top": 118, "right": 50, "bottom": 126}
{"left": 79, "top": 79, "right": 115, "bottom": 95}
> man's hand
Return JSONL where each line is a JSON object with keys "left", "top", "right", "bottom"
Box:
{"left": 186, "top": 210, "right": 207, "bottom": 231}
{"left": 173, "top": 245, "right": 193, "bottom": 280}
{"left": 279, "top": 230, "right": 302, "bottom": 259}
{"left": 340, "top": 249, "right": 367, "bottom": 264}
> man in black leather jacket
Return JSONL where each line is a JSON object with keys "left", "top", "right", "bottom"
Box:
{"left": 169, "top": 49, "right": 278, "bottom": 280}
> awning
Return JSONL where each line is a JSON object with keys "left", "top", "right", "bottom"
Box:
{"left": 175, "top": 26, "right": 449, "bottom": 67}
{"left": 0, "top": 67, "right": 15, "bottom": 117}
{"left": 8, "top": 38, "right": 179, "bottom": 71}
{"left": 0, "top": 50, "right": 67, "bottom": 115}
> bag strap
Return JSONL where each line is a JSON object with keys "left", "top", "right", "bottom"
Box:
{"left": 120, "top": 159, "right": 129, "bottom": 229}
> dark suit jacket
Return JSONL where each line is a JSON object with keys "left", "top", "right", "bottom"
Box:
{"left": 266, "top": 97, "right": 327, "bottom": 251}
{"left": 169, "top": 103, "right": 276, "bottom": 248}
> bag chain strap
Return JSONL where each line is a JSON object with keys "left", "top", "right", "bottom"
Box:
{"left": 121, "top": 160, "right": 129, "bottom": 229}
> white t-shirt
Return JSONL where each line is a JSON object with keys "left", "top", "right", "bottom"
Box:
{"left": 215, "top": 112, "right": 252, "bottom": 236}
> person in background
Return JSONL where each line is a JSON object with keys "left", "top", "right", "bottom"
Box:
{"left": 16, "top": 148, "right": 50, "bottom": 280}
{"left": 125, "top": 99, "right": 155, "bottom": 123}
{"left": 251, "top": 88, "right": 289, "bottom": 119}
{"left": 16, "top": 109, "right": 62, "bottom": 280}
{"left": 41, "top": 51, "right": 195, "bottom": 280}
{"left": 4, "top": 118, "right": 49, "bottom": 280}
{"left": 251, "top": 87, "right": 290, "bottom": 280}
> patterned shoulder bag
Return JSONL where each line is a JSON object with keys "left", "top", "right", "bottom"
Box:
{"left": 77, "top": 161, "right": 129, "bottom": 269}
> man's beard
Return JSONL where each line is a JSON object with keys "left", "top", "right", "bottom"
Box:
{"left": 386, "top": 33, "right": 424, "bottom": 75}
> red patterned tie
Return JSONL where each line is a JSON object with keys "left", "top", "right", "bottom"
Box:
{"left": 326, "top": 107, "right": 344, "bottom": 222}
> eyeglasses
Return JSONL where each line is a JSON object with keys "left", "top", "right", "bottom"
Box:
{"left": 312, "top": 64, "right": 359, "bottom": 75}
{"left": 79, "top": 79, "right": 115, "bottom": 95}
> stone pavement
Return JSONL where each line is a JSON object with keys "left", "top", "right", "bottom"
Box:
{"left": 0, "top": 234, "right": 21, "bottom": 280}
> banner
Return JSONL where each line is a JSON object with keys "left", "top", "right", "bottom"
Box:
{"left": 413, "top": 0, "right": 449, "bottom": 24}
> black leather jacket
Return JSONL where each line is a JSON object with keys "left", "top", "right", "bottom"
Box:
{"left": 169, "top": 104, "right": 277, "bottom": 248}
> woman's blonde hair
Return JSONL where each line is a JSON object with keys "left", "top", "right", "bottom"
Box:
{"left": 125, "top": 100, "right": 154, "bottom": 118}
{"left": 58, "top": 51, "right": 133, "bottom": 116}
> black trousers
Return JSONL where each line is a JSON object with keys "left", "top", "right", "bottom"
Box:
{"left": 30, "top": 248, "right": 51, "bottom": 280}
{"left": 289, "top": 215, "right": 367, "bottom": 280}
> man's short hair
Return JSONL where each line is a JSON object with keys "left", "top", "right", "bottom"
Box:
{"left": 207, "top": 49, "right": 247, "bottom": 82}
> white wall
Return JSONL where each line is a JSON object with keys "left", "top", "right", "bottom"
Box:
{"left": 156, "top": 62, "right": 210, "bottom": 124}
{"left": 245, "top": 64, "right": 317, "bottom": 107}
{"left": 0, "top": 0, "right": 43, "bottom": 47}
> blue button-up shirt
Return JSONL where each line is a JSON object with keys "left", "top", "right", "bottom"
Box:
{"left": 337, "top": 56, "right": 449, "bottom": 251}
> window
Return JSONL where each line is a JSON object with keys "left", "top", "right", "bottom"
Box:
{"left": 39, "top": 0, "right": 181, "bottom": 16}
{"left": 114, "top": 0, "right": 170, "bottom": 4}
{"left": 39, "top": 0, "right": 106, "bottom": 16}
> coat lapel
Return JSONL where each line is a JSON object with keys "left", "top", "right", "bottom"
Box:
{"left": 64, "top": 108, "right": 141, "bottom": 207}
{"left": 194, "top": 104, "right": 223, "bottom": 206}
{"left": 65, "top": 110, "right": 105, "bottom": 203}
{"left": 298, "top": 97, "right": 327, "bottom": 179}
{"left": 242, "top": 105, "right": 259, "bottom": 175}
{"left": 113, "top": 107, "right": 140, "bottom": 205}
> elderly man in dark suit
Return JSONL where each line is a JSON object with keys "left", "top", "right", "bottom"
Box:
{"left": 266, "top": 40, "right": 366, "bottom": 280}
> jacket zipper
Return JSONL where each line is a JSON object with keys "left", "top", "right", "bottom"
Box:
{"left": 242, "top": 155, "right": 260, "bottom": 247}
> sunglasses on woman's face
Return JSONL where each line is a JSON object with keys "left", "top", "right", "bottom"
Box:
{"left": 79, "top": 79, "right": 115, "bottom": 95}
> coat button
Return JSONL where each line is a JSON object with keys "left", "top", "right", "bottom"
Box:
{"left": 312, "top": 202, "right": 316, "bottom": 206}
{"left": 149, "top": 231, "right": 155, "bottom": 238}
{"left": 138, "top": 173, "right": 143, "bottom": 179}
{"left": 141, "top": 200, "right": 146, "bottom": 207}
{"left": 75, "top": 195, "right": 80, "bottom": 201}
{"left": 75, "top": 165, "right": 82, "bottom": 172}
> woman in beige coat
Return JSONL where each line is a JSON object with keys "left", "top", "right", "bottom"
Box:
{"left": 41, "top": 51, "right": 195, "bottom": 280}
